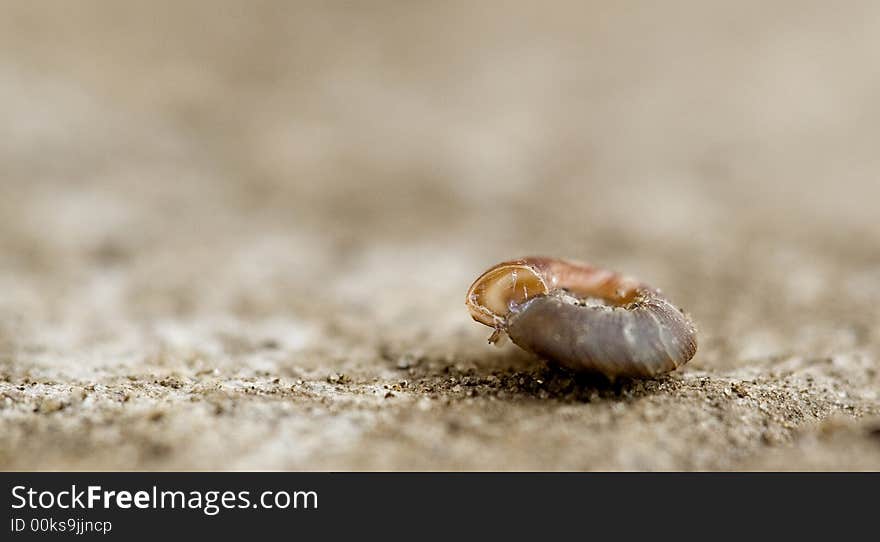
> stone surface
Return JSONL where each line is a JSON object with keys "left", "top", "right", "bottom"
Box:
{"left": 1, "top": 1, "right": 879, "bottom": 470}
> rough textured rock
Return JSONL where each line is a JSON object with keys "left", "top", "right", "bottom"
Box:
{"left": 1, "top": 1, "right": 879, "bottom": 470}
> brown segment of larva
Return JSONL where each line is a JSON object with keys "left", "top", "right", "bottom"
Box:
{"left": 465, "top": 257, "right": 698, "bottom": 378}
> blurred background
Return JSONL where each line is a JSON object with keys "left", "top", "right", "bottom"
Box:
{"left": 1, "top": 1, "right": 878, "bottom": 470}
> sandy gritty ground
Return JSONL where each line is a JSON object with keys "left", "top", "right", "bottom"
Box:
{"left": 1, "top": 1, "right": 879, "bottom": 470}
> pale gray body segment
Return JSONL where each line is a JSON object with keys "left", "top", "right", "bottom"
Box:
{"left": 506, "top": 291, "right": 697, "bottom": 378}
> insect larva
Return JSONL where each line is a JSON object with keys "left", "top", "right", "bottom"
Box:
{"left": 465, "top": 257, "right": 697, "bottom": 378}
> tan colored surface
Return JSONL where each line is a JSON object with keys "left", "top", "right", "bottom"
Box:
{"left": 1, "top": 1, "right": 879, "bottom": 470}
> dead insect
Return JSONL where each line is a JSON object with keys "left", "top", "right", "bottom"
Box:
{"left": 465, "top": 257, "right": 697, "bottom": 378}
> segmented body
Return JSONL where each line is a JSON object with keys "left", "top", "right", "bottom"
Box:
{"left": 466, "top": 257, "right": 698, "bottom": 378}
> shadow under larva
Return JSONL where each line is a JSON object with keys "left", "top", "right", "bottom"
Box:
{"left": 465, "top": 257, "right": 698, "bottom": 378}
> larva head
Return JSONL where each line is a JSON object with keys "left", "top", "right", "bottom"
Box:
{"left": 466, "top": 260, "right": 549, "bottom": 328}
